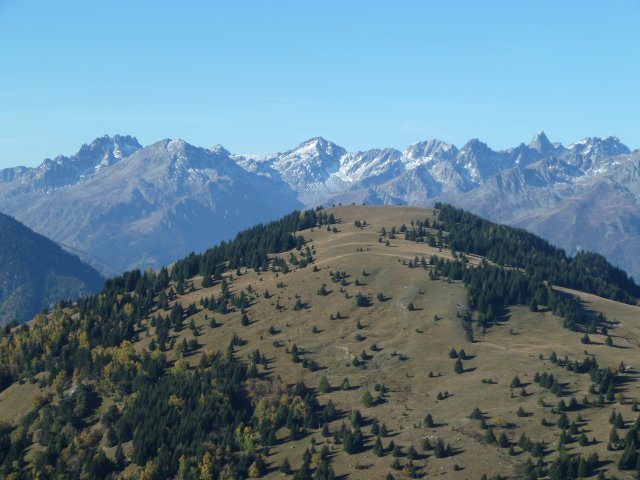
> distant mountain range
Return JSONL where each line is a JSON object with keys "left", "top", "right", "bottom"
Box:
{"left": 1, "top": 132, "right": 638, "bottom": 281}
{"left": 0, "top": 213, "right": 104, "bottom": 325}
{"left": 0, "top": 135, "right": 301, "bottom": 275}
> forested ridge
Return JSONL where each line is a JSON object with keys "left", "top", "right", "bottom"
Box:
{"left": 0, "top": 213, "right": 104, "bottom": 325}
{"left": 170, "top": 209, "right": 332, "bottom": 281}
{"left": 400, "top": 203, "right": 640, "bottom": 335}
{"left": 434, "top": 203, "right": 640, "bottom": 304}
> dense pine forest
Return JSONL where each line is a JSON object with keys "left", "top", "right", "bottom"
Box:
{"left": 434, "top": 203, "right": 640, "bottom": 303}
{"left": 0, "top": 204, "right": 639, "bottom": 479}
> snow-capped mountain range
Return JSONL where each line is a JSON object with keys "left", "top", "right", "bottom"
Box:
{"left": 233, "top": 132, "right": 632, "bottom": 205}
{"left": 1, "top": 132, "right": 638, "bottom": 280}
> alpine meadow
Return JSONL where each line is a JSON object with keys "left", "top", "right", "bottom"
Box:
{"left": 2, "top": 205, "right": 640, "bottom": 479}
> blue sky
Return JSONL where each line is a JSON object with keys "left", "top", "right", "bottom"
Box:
{"left": 0, "top": 1, "right": 638, "bottom": 167}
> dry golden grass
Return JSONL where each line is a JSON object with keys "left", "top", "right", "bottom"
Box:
{"left": 138, "top": 205, "right": 639, "bottom": 479}
{"left": 9, "top": 205, "right": 640, "bottom": 479}
{"left": 0, "top": 381, "right": 44, "bottom": 424}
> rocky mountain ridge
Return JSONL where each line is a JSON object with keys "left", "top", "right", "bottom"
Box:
{"left": 0, "top": 138, "right": 301, "bottom": 274}
{"left": 1, "top": 131, "right": 638, "bottom": 279}
{"left": 231, "top": 132, "right": 639, "bottom": 279}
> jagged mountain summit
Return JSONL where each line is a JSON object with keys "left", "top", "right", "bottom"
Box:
{"left": 0, "top": 132, "right": 637, "bottom": 280}
{"left": 232, "top": 131, "right": 634, "bottom": 206}
{"left": 528, "top": 130, "right": 558, "bottom": 156}
{"left": 0, "top": 135, "right": 142, "bottom": 195}
{"left": 230, "top": 132, "right": 640, "bottom": 280}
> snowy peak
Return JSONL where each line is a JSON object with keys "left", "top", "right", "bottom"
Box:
{"left": 165, "top": 138, "right": 231, "bottom": 163}
{"left": 568, "top": 136, "right": 630, "bottom": 157}
{"left": 404, "top": 139, "right": 458, "bottom": 164}
{"left": 209, "top": 144, "right": 231, "bottom": 157}
{"left": 563, "top": 136, "right": 631, "bottom": 173}
{"left": 298, "top": 137, "right": 344, "bottom": 150}
{"left": 165, "top": 138, "right": 213, "bottom": 171}
{"left": 285, "top": 136, "right": 346, "bottom": 161}
{"left": 72, "top": 134, "right": 142, "bottom": 170}
{"left": 338, "top": 148, "right": 404, "bottom": 184}
{"left": 5, "top": 130, "right": 633, "bottom": 218}
{"left": 0, "top": 134, "right": 142, "bottom": 193}
{"left": 272, "top": 137, "right": 347, "bottom": 189}
{"left": 457, "top": 138, "right": 513, "bottom": 182}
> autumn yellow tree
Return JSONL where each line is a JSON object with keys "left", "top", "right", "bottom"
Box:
{"left": 198, "top": 451, "right": 214, "bottom": 480}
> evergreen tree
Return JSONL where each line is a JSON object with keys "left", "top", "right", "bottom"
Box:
{"left": 434, "top": 439, "right": 449, "bottom": 458}
{"left": 619, "top": 442, "right": 638, "bottom": 470}
{"left": 424, "top": 414, "right": 435, "bottom": 428}
{"left": 484, "top": 429, "right": 496, "bottom": 444}
{"left": 407, "top": 445, "right": 417, "bottom": 460}
{"left": 318, "top": 375, "right": 330, "bottom": 393}
{"left": 374, "top": 436, "right": 384, "bottom": 457}
{"left": 454, "top": 358, "right": 464, "bottom": 374}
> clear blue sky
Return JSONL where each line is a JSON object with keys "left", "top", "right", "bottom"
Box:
{"left": 0, "top": 1, "right": 638, "bottom": 167}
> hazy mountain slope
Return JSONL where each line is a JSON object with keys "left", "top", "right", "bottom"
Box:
{"left": 0, "top": 138, "right": 302, "bottom": 273}
{"left": 0, "top": 213, "right": 104, "bottom": 325}
{"left": 512, "top": 179, "right": 640, "bottom": 281}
